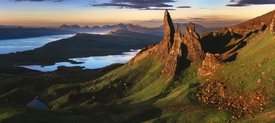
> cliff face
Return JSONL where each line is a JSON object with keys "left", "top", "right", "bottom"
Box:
{"left": 129, "top": 10, "right": 205, "bottom": 77}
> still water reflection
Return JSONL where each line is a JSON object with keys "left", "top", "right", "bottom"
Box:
{"left": 20, "top": 49, "right": 140, "bottom": 72}
{"left": 26, "top": 96, "right": 49, "bottom": 109}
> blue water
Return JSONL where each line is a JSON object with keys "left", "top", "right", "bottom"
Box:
{"left": 20, "top": 49, "right": 139, "bottom": 72}
{"left": 26, "top": 96, "right": 49, "bottom": 109}
{"left": 0, "top": 32, "right": 107, "bottom": 54}
{"left": 0, "top": 32, "right": 139, "bottom": 72}
{"left": 0, "top": 34, "right": 75, "bottom": 54}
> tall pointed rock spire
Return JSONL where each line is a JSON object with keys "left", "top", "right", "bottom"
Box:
{"left": 154, "top": 10, "right": 175, "bottom": 60}
{"left": 164, "top": 10, "right": 175, "bottom": 41}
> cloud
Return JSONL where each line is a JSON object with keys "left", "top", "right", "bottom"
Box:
{"left": 177, "top": 6, "right": 191, "bottom": 8}
{"left": 92, "top": 0, "right": 176, "bottom": 10}
{"left": 11, "top": 0, "right": 63, "bottom": 2}
{"left": 226, "top": 0, "right": 275, "bottom": 7}
{"left": 189, "top": 18, "right": 206, "bottom": 20}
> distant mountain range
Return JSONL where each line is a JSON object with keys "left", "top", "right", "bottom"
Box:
{"left": 0, "top": 25, "right": 21, "bottom": 28}
{"left": 0, "top": 23, "right": 221, "bottom": 40}
{"left": 58, "top": 23, "right": 222, "bottom": 35}
{"left": 0, "top": 27, "right": 75, "bottom": 40}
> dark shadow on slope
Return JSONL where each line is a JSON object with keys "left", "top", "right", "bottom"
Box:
{"left": 223, "top": 53, "right": 238, "bottom": 62}
{"left": 221, "top": 35, "right": 248, "bottom": 62}
{"left": 113, "top": 94, "right": 169, "bottom": 123}
{"left": 175, "top": 44, "right": 191, "bottom": 76}
{"left": 200, "top": 31, "right": 243, "bottom": 54}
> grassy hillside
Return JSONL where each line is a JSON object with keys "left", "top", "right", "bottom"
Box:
{"left": 0, "top": 29, "right": 274, "bottom": 122}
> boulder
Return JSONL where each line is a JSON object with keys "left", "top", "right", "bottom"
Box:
{"left": 198, "top": 53, "right": 223, "bottom": 76}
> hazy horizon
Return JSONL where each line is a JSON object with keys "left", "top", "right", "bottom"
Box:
{"left": 1, "top": 0, "right": 275, "bottom": 28}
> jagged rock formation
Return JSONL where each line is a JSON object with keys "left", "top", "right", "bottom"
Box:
{"left": 164, "top": 10, "right": 175, "bottom": 41}
{"left": 197, "top": 53, "right": 223, "bottom": 76}
{"left": 128, "top": 10, "right": 205, "bottom": 77}
{"left": 162, "top": 26, "right": 187, "bottom": 76}
{"left": 183, "top": 22, "right": 205, "bottom": 61}
{"left": 154, "top": 10, "right": 175, "bottom": 61}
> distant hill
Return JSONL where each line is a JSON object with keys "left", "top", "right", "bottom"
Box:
{"left": 0, "top": 25, "right": 21, "bottom": 28}
{"left": 0, "top": 30, "right": 163, "bottom": 65}
{"left": 0, "top": 28, "right": 76, "bottom": 40}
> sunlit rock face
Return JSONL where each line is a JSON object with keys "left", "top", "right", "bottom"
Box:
{"left": 197, "top": 53, "right": 223, "bottom": 77}
{"left": 161, "top": 26, "right": 187, "bottom": 76}
{"left": 154, "top": 10, "right": 175, "bottom": 61}
{"left": 183, "top": 22, "right": 205, "bottom": 61}
{"left": 128, "top": 10, "right": 206, "bottom": 77}
{"left": 163, "top": 10, "right": 175, "bottom": 41}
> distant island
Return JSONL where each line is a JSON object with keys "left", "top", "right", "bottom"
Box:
{"left": 0, "top": 27, "right": 76, "bottom": 40}
{"left": 0, "top": 29, "right": 163, "bottom": 65}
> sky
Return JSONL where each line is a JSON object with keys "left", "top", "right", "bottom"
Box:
{"left": 0, "top": 0, "right": 275, "bottom": 28}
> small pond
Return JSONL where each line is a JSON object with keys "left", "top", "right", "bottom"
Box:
{"left": 26, "top": 96, "right": 49, "bottom": 109}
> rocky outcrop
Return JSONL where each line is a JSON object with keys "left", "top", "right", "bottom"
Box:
{"left": 162, "top": 26, "right": 187, "bottom": 76}
{"left": 128, "top": 44, "right": 156, "bottom": 65}
{"left": 164, "top": 10, "right": 175, "bottom": 41}
{"left": 154, "top": 10, "right": 175, "bottom": 61}
{"left": 161, "top": 21, "right": 205, "bottom": 76}
{"left": 183, "top": 22, "right": 205, "bottom": 61}
{"left": 128, "top": 10, "right": 205, "bottom": 77}
{"left": 197, "top": 53, "right": 223, "bottom": 76}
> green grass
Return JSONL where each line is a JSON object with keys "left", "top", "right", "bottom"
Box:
{"left": 0, "top": 32, "right": 274, "bottom": 122}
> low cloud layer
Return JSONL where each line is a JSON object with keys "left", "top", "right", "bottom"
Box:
{"left": 177, "top": 6, "right": 191, "bottom": 8}
{"left": 92, "top": 0, "right": 176, "bottom": 10}
{"left": 227, "top": 0, "right": 275, "bottom": 7}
